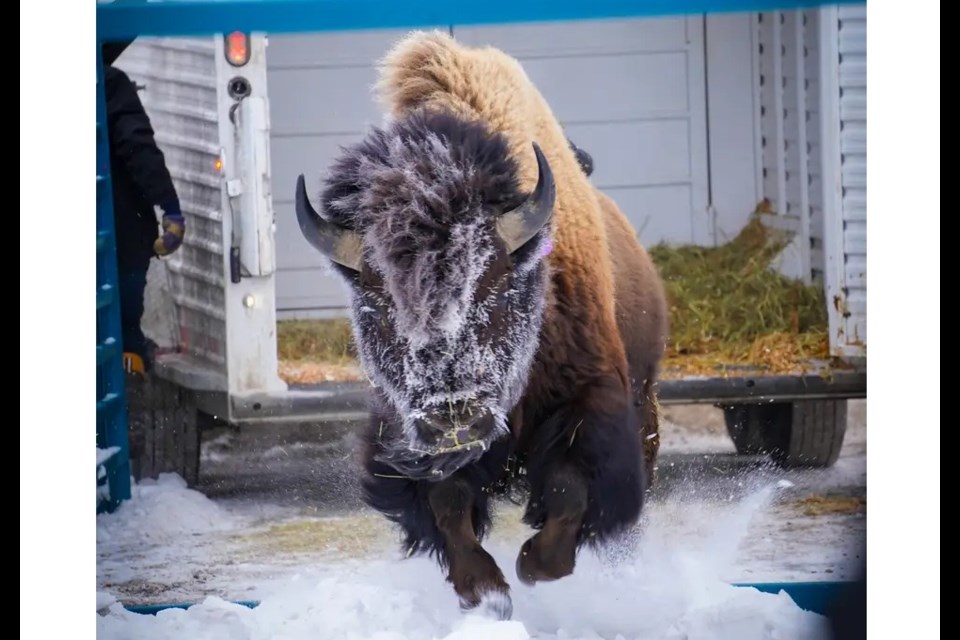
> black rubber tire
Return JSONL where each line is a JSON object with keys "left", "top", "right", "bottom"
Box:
{"left": 769, "top": 399, "right": 848, "bottom": 468}
{"left": 722, "top": 403, "right": 786, "bottom": 455}
{"left": 127, "top": 374, "right": 201, "bottom": 487}
{"left": 722, "top": 400, "right": 848, "bottom": 468}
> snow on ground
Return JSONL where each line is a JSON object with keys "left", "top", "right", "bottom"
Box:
{"left": 95, "top": 402, "right": 867, "bottom": 637}
{"left": 97, "top": 470, "right": 835, "bottom": 639}
{"left": 97, "top": 473, "right": 242, "bottom": 543}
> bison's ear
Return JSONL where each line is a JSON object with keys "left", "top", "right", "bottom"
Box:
{"left": 568, "top": 139, "right": 594, "bottom": 177}
{"left": 296, "top": 174, "right": 363, "bottom": 272}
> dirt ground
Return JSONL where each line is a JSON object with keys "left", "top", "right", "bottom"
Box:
{"left": 96, "top": 400, "right": 866, "bottom": 606}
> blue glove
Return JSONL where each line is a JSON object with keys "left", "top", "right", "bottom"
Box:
{"left": 154, "top": 201, "right": 186, "bottom": 257}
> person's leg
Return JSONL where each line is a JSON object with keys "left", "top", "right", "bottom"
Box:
{"left": 118, "top": 258, "right": 151, "bottom": 372}
{"left": 117, "top": 256, "right": 152, "bottom": 481}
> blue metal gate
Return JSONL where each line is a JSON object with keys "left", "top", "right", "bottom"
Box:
{"left": 96, "top": 44, "right": 132, "bottom": 514}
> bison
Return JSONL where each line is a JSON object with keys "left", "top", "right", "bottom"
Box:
{"left": 294, "top": 30, "right": 669, "bottom": 619}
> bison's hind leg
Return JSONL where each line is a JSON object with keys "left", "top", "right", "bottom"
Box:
{"left": 517, "top": 380, "right": 646, "bottom": 584}
{"left": 637, "top": 364, "right": 663, "bottom": 493}
{"left": 516, "top": 464, "right": 588, "bottom": 584}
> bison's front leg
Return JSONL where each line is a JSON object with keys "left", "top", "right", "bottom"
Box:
{"left": 517, "top": 379, "right": 646, "bottom": 584}
{"left": 361, "top": 420, "right": 514, "bottom": 619}
{"left": 428, "top": 477, "right": 513, "bottom": 618}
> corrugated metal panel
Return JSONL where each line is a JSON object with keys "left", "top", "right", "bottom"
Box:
{"left": 116, "top": 38, "right": 228, "bottom": 371}
{"left": 837, "top": 4, "right": 867, "bottom": 351}
{"left": 837, "top": 6, "right": 867, "bottom": 47}
{"left": 844, "top": 254, "right": 866, "bottom": 288}
{"left": 841, "top": 159, "right": 866, "bottom": 191}
{"left": 819, "top": 4, "right": 867, "bottom": 357}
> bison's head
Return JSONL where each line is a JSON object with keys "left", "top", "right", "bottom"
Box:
{"left": 296, "top": 110, "right": 555, "bottom": 480}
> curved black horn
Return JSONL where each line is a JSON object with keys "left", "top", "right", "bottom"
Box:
{"left": 496, "top": 142, "right": 556, "bottom": 254}
{"left": 295, "top": 174, "right": 362, "bottom": 271}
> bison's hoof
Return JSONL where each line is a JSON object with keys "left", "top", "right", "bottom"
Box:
{"left": 515, "top": 535, "right": 576, "bottom": 586}
{"left": 450, "top": 543, "right": 512, "bottom": 619}
{"left": 468, "top": 587, "right": 514, "bottom": 621}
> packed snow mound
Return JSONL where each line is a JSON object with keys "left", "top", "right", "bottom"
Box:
{"left": 95, "top": 474, "right": 832, "bottom": 639}
{"left": 97, "top": 473, "right": 239, "bottom": 543}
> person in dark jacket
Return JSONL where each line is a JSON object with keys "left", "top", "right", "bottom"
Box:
{"left": 103, "top": 41, "right": 186, "bottom": 374}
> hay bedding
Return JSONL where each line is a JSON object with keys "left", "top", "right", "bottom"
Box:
{"left": 650, "top": 210, "right": 833, "bottom": 379}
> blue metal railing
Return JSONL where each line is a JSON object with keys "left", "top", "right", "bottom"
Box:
{"left": 96, "top": 44, "right": 132, "bottom": 514}
{"left": 96, "top": 0, "right": 866, "bottom": 40}
{"left": 119, "top": 580, "right": 864, "bottom": 618}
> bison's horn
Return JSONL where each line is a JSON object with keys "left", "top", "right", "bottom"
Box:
{"left": 497, "top": 142, "right": 556, "bottom": 254}
{"left": 295, "top": 174, "right": 362, "bottom": 271}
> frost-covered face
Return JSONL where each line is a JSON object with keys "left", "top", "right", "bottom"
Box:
{"left": 295, "top": 111, "right": 555, "bottom": 479}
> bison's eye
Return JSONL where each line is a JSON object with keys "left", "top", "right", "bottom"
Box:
{"left": 360, "top": 293, "right": 389, "bottom": 323}
{"left": 359, "top": 305, "right": 380, "bottom": 321}
{"left": 495, "top": 290, "right": 511, "bottom": 311}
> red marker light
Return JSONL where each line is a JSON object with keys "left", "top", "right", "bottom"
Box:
{"left": 225, "top": 31, "right": 250, "bottom": 67}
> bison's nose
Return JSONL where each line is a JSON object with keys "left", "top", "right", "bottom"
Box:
{"left": 420, "top": 401, "right": 484, "bottom": 428}
{"left": 416, "top": 404, "right": 491, "bottom": 446}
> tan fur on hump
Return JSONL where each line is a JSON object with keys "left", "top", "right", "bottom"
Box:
{"left": 376, "top": 30, "right": 627, "bottom": 372}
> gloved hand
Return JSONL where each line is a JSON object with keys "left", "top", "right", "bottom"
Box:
{"left": 154, "top": 201, "right": 186, "bottom": 257}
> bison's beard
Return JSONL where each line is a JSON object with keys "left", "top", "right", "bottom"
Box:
{"left": 373, "top": 411, "right": 509, "bottom": 481}
{"left": 374, "top": 440, "right": 491, "bottom": 481}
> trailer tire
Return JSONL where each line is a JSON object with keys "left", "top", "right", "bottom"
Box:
{"left": 722, "top": 400, "right": 848, "bottom": 468}
{"left": 127, "top": 374, "right": 201, "bottom": 487}
{"left": 769, "top": 399, "right": 848, "bottom": 468}
{"left": 721, "top": 403, "right": 782, "bottom": 455}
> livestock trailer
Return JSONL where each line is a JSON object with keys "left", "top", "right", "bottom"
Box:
{"left": 97, "top": 1, "right": 867, "bottom": 489}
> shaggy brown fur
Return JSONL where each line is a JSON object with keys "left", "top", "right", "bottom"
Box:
{"left": 595, "top": 187, "right": 670, "bottom": 487}
{"left": 369, "top": 30, "right": 669, "bottom": 615}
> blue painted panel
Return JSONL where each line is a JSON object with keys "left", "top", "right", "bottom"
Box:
{"left": 96, "top": 0, "right": 867, "bottom": 39}
{"left": 96, "top": 44, "right": 132, "bottom": 514}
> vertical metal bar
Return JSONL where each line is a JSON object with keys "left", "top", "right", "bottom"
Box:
{"left": 817, "top": 4, "right": 846, "bottom": 356}
{"left": 795, "top": 11, "right": 812, "bottom": 283}
{"left": 772, "top": 11, "right": 787, "bottom": 216}
{"left": 96, "top": 42, "right": 132, "bottom": 512}
{"left": 750, "top": 12, "right": 765, "bottom": 206}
